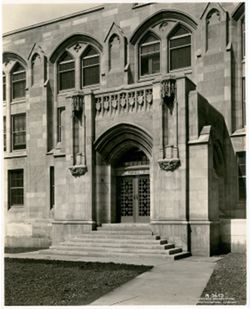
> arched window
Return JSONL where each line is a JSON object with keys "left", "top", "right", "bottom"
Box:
{"left": 169, "top": 25, "right": 191, "bottom": 71}
{"left": 12, "top": 63, "right": 26, "bottom": 99}
{"left": 139, "top": 33, "right": 160, "bottom": 77}
{"left": 58, "top": 51, "right": 75, "bottom": 91}
{"left": 82, "top": 46, "right": 100, "bottom": 86}
{"left": 3, "top": 73, "right": 6, "bottom": 101}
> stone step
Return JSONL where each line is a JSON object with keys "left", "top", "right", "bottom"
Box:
{"left": 49, "top": 244, "right": 179, "bottom": 255}
{"left": 58, "top": 241, "right": 175, "bottom": 250}
{"left": 173, "top": 252, "right": 191, "bottom": 260}
{"left": 40, "top": 248, "right": 187, "bottom": 260}
{"left": 94, "top": 230, "right": 153, "bottom": 235}
{"left": 67, "top": 237, "right": 168, "bottom": 245}
{"left": 68, "top": 233, "right": 160, "bottom": 240}
{"left": 99, "top": 224, "right": 151, "bottom": 230}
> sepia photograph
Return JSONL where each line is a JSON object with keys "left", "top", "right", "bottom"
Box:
{"left": 2, "top": 1, "right": 247, "bottom": 306}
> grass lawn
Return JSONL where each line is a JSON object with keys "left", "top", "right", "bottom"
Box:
{"left": 198, "top": 253, "right": 246, "bottom": 305}
{"left": 5, "top": 258, "right": 152, "bottom": 306}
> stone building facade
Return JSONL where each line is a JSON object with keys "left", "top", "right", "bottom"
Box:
{"left": 3, "top": 3, "right": 246, "bottom": 256}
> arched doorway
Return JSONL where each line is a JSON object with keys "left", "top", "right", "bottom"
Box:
{"left": 94, "top": 123, "right": 153, "bottom": 225}
{"left": 114, "top": 147, "right": 150, "bottom": 223}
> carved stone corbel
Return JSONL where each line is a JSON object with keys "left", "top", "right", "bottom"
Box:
{"left": 158, "top": 158, "right": 180, "bottom": 172}
{"left": 72, "top": 94, "right": 84, "bottom": 117}
{"left": 69, "top": 165, "right": 87, "bottom": 177}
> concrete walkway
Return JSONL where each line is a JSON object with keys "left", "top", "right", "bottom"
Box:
{"left": 5, "top": 251, "right": 220, "bottom": 305}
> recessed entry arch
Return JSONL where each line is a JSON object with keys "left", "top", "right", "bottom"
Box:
{"left": 94, "top": 122, "right": 153, "bottom": 164}
{"left": 94, "top": 123, "right": 153, "bottom": 224}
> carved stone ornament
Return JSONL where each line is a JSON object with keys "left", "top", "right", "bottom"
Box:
{"left": 158, "top": 158, "right": 180, "bottom": 172}
{"left": 161, "top": 79, "right": 176, "bottom": 109}
{"left": 69, "top": 165, "right": 87, "bottom": 177}
{"left": 72, "top": 94, "right": 84, "bottom": 115}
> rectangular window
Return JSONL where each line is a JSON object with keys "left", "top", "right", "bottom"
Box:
{"left": 3, "top": 116, "right": 6, "bottom": 151}
{"left": 50, "top": 166, "right": 54, "bottom": 209}
{"left": 57, "top": 107, "right": 65, "bottom": 143}
{"left": 238, "top": 152, "right": 246, "bottom": 201}
{"left": 12, "top": 113, "right": 26, "bottom": 150}
{"left": 3, "top": 73, "right": 6, "bottom": 101}
{"left": 8, "top": 169, "right": 24, "bottom": 208}
{"left": 242, "top": 77, "right": 245, "bottom": 127}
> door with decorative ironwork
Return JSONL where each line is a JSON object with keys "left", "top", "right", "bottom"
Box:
{"left": 117, "top": 175, "right": 150, "bottom": 223}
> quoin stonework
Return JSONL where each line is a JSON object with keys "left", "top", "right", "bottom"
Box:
{"left": 3, "top": 3, "right": 246, "bottom": 257}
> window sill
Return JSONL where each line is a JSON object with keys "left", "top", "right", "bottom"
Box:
{"left": 8, "top": 205, "right": 25, "bottom": 212}
{"left": 11, "top": 98, "right": 26, "bottom": 104}
{"left": 4, "top": 151, "right": 27, "bottom": 159}
{"left": 57, "top": 89, "right": 75, "bottom": 97}
{"left": 139, "top": 73, "right": 161, "bottom": 83}
{"left": 169, "top": 67, "right": 192, "bottom": 75}
{"left": 231, "top": 127, "right": 246, "bottom": 137}
{"left": 81, "top": 84, "right": 100, "bottom": 91}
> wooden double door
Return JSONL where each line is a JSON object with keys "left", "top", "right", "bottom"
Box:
{"left": 116, "top": 174, "right": 150, "bottom": 223}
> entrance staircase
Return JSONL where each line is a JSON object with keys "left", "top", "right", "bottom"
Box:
{"left": 40, "top": 224, "right": 190, "bottom": 260}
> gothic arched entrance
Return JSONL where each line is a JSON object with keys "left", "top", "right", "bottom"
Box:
{"left": 94, "top": 123, "right": 153, "bottom": 225}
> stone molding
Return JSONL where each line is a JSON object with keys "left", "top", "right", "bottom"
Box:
{"left": 158, "top": 158, "right": 180, "bottom": 171}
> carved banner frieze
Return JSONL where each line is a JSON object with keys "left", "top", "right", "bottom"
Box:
{"left": 95, "top": 86, "right": 153, "bottom": 116}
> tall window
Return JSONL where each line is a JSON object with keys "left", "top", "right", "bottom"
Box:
{"left": 58, "top": 52, "right": 75, "bottom": 91}
{"left": 237, "top": 152, "right": 246, "bottom": 201}
{"left": 140, "top": 33, "right": 160, "bottom": 77}
{"left": 3, "top": 73, "right": 6, "bottom": 101}
{"left": 3, "top": 116, "right": 6, "bottom": 151}
{"left": 8, "top": 169, "right": 24, "bottom": 208}
{"left": 57, "top": 107, "right": 65, "bottom": 143}
{"left": 82, "top": 46, "right": 100, "bottom": 86}
{"left": 50, "top": 166, "right": 55, "bottom": 209}
{"left": 169, "top": 25, "right": 191, "bottom": 71}
{"left": 241, "top": 17, "right": 245, "bottom": 59}
{"left": 12, "top": 63, "right": 26, "bottom": 99}
{"left": 12, "top": 113, "right": 26, "bottom": 150}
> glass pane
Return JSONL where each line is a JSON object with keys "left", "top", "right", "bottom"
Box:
{"left": 83, "top": 56, "right": 99, "bottom": 67}
{"left": 171, "top": 26, "right": 189, "bottom": 37}
{"left": 170, "top": 36, "right": 191, "bottom": 48}
{"left": 59, "top": 61, "right": 75, "bottom": 72}
{"left": 12, "top": 72, "right": 26, "bottom": 82}
{"left": 239, "top": 178, "right": 246, "bottom": 200}
{"left": 82, "top": 65, "right": 99, "bottom": 86}
{"left": 141, "top": 43, "right": 160, "bottom": 55}
{"left": 59, "top": 52, "right": 73, "bottom": 62}
{"left": 170, "top": 46, "right": 191, "bottom": 70}
{"left": 3, "top": 76, "right": 6, "bottom": 101}
{"left": 59, "top": 71, "right": 75, "bottom": 90}
{"left": 152, "top": 53, "right": 160, "bottom": 73}
{"left": 11, "top": 188, "right": 24, "bottom": 205}
{"left": 85, "top": 47, "right": 98, "bottom": 57}
{"left": 141, "top": 55, "right": 149, "bottom": 75}
{"left": 13, "top": 81, "right": 26, "bottom": 99}
{"left": 142, "top": 34, "right": 159, "bottom": 44}
{"left": 13, "top": 63, "right": 25, "bottom": 73}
